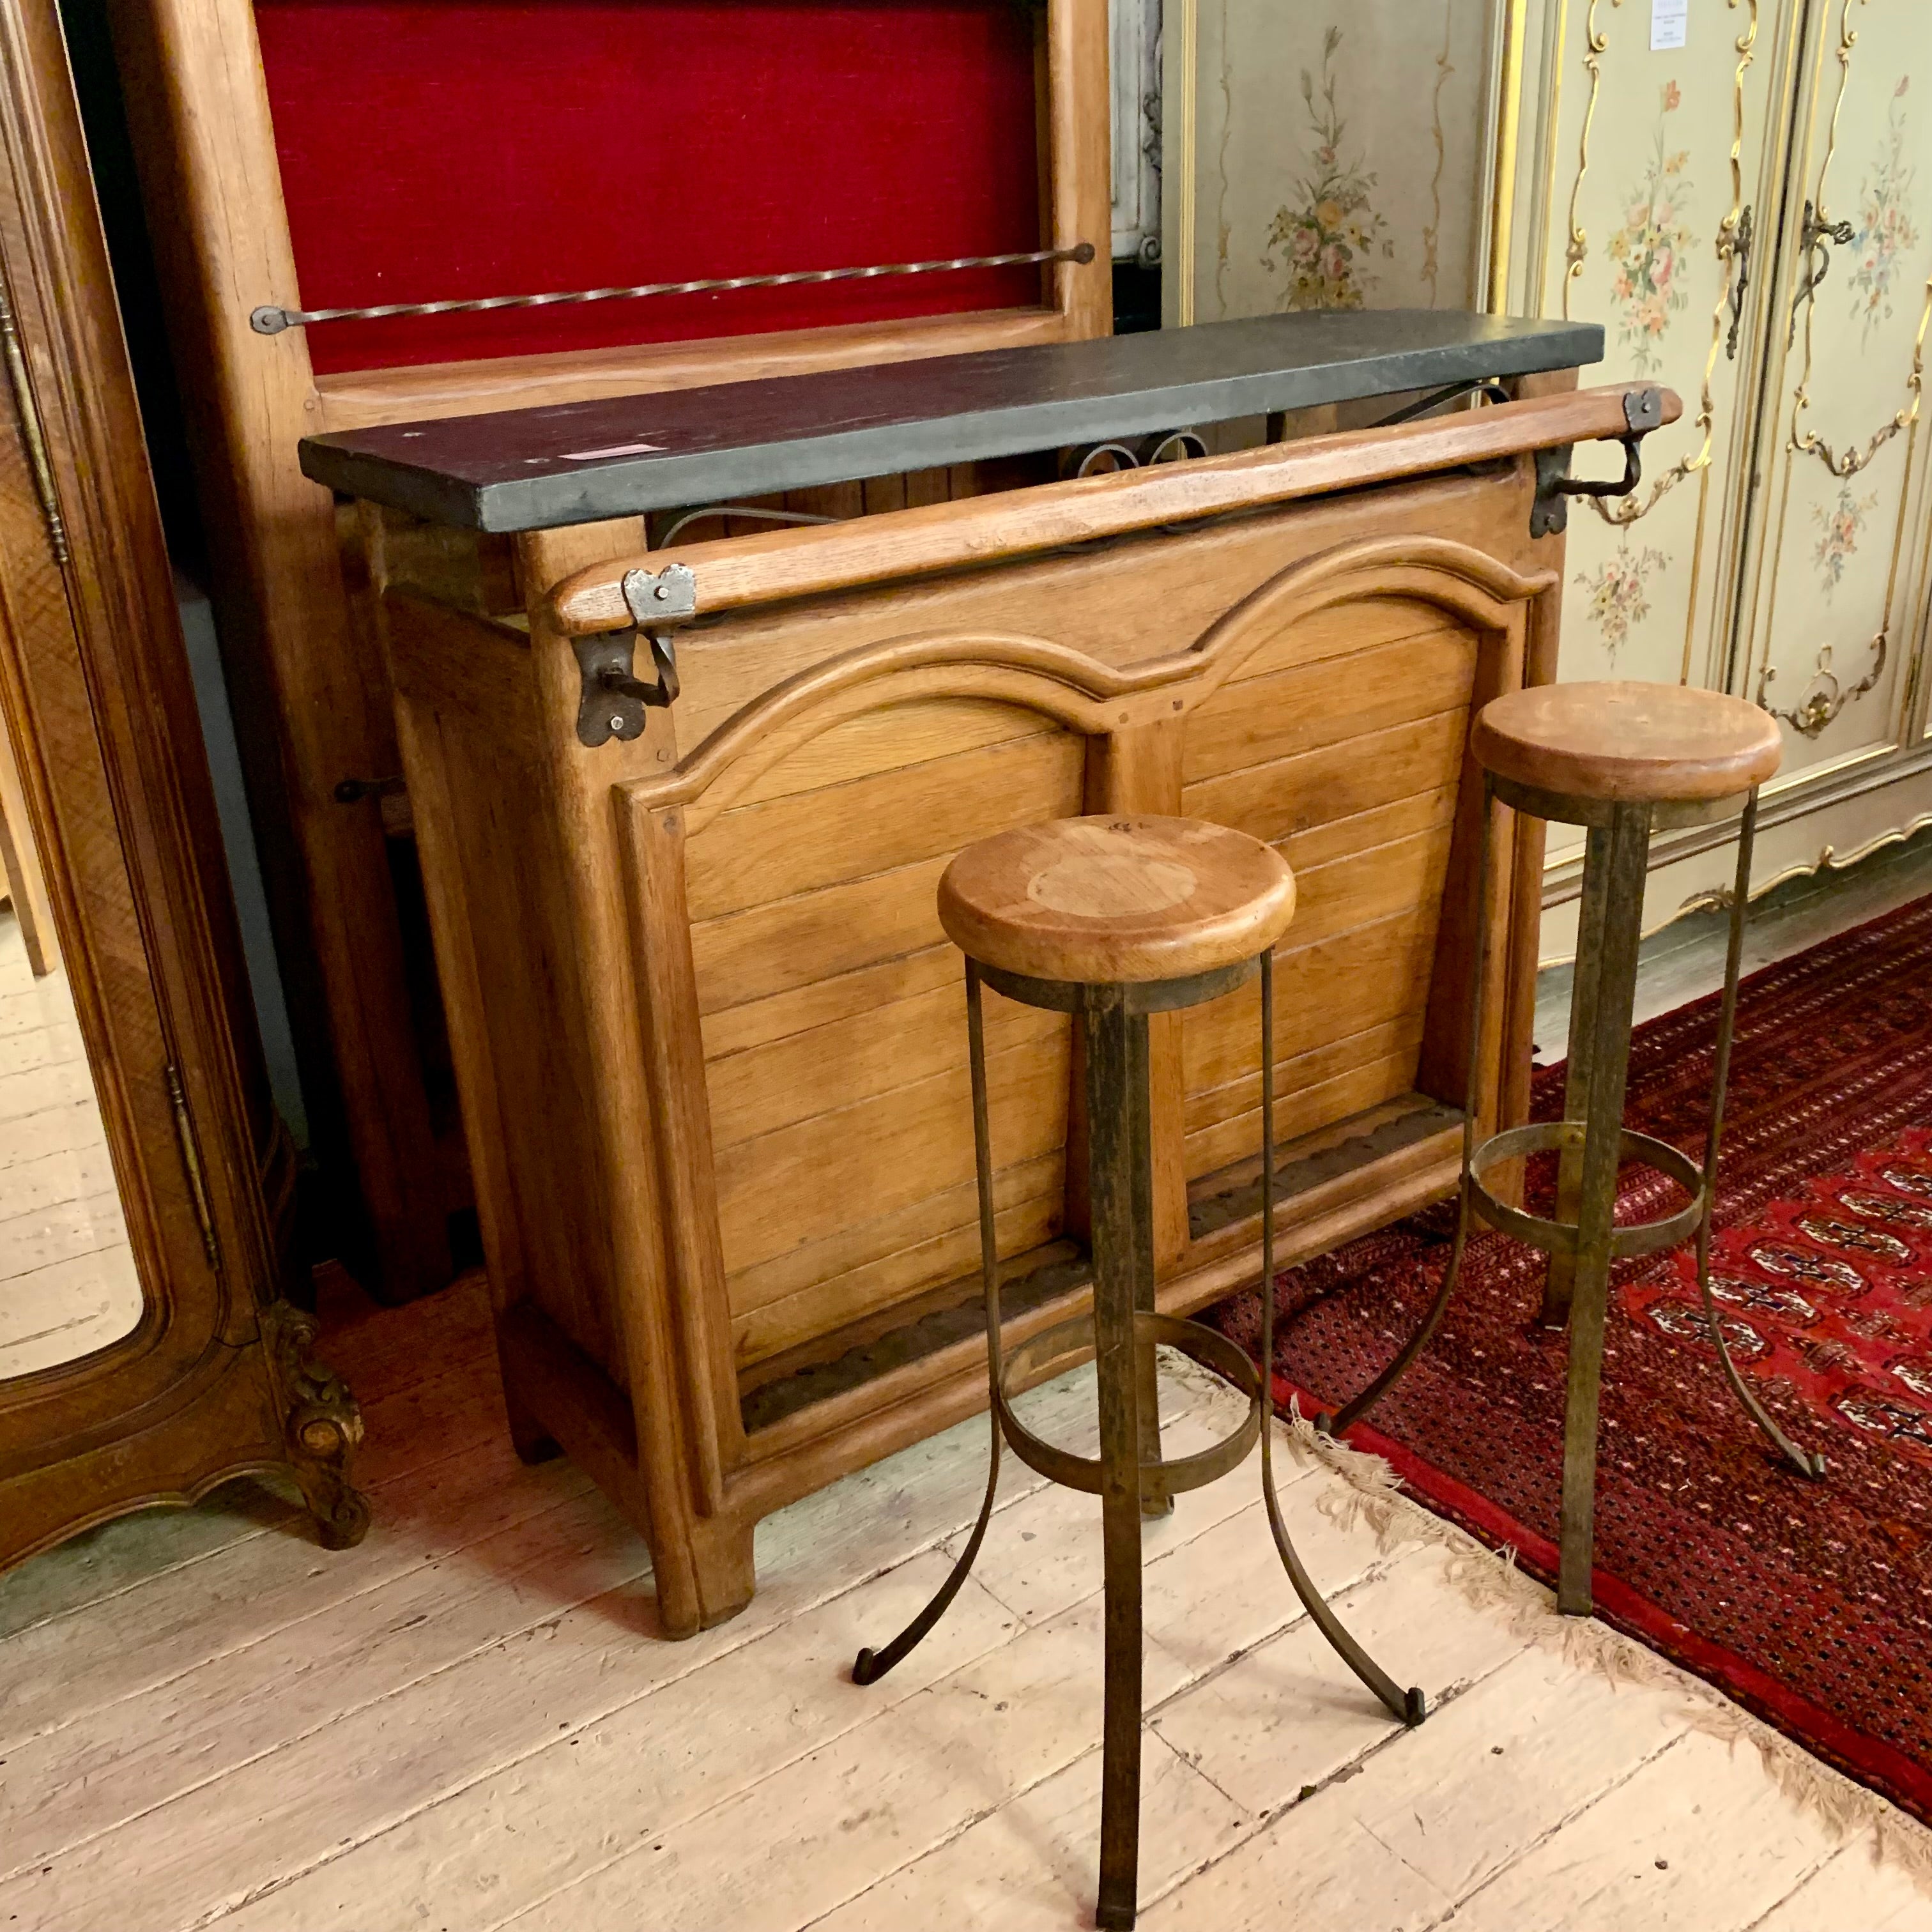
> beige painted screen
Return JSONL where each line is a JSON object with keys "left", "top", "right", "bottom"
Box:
{"left": 1162, "top": 3, "right": 1504, "bottom": 328}
{"left": 1735, "top": 0, "right": 1932, "bottom": 804}
{"left": 1500, "top": 0, "right": 1932, "bottom": 887}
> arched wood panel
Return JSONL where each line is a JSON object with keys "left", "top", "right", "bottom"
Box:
{"left": 625, "top": 673, "right": 1105, "bottom": 1381}
{"left": 1170, "top": 544, "right": 1535, "bottom": 1192}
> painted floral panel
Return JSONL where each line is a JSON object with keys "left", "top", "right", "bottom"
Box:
{"left": 1606, "top": 82, "right": 1694, "bottom": 375}
{"left": 1261, "top": 26, "right": 1395, "bottom": 312}
{"left": 1811, "top": 480, "right": 1880, "bottom": 594}
{"left": 1576, "top": 536, "right": 1668, "bottom": 656}
{"left": 1848, "top": 77, "right": 1920, "bottom": 344}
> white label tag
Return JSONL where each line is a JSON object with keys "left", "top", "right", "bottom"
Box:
{"left": 1651, "top": 0, "right": 1688, "bottom": 51}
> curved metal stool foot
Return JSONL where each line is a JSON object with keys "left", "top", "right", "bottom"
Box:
{"left": 1262, "top": 1427, "right": 1427, "bottom": 1724}
{"left": 1319, "top": 1205, "right": 1472, "bottom": 1441}
{"left": 1692, "top": 793, "right": 1827, "bottom": 1485}
{"left": 1257, "top": 954, "right": 1427, "bottom": 1728}
{"left": 1317, "top": 780, "right": 1497, "bottom": 1441}
{"left": 853, "top": 1407, "right": 1002, "bottom": 1684}
{"left": 854, "top": 962, "right": 1009, "bottom": 1687}
{"left": 1694, "top": 1259, "right": 1828, "bottom": 1480}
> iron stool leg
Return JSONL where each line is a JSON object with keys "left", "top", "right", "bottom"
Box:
{"left": 1082, "top": 986, "right": 1152, "bottom": 1929}
{"left": 1540, "top": 816, "right": 1617, "bottom": 1330}
{"left": 851, "top": 963, "right": 1007, "bottom": 1686}
{"left": 1553, "top": 802, "right": 1651, "bottom": 1613}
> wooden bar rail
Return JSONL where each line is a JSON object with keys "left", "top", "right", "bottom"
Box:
{"left": 550, "top": 382, "right": 1680, "bottom": 635}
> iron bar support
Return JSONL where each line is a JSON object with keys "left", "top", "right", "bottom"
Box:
{"left": 1084, "top": 988, "right": 1149, "bottom": 1929}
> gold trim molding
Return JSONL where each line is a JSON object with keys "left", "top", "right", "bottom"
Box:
{"left": 1560, "top": 0, "right": 1612, "bottom": 319}
{"left": 1756, "top": 632, "right": 1889, "bottom": 737}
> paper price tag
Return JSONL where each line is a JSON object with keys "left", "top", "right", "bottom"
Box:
{"left": 1652, "top": 0, "right": 1688, "bottom": 52}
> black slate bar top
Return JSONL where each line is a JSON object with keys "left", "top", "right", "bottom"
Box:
{"left": 299, "top": 310, "right": 1604, "bottom": 533}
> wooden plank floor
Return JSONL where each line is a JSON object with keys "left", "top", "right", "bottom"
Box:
{"left": 2, "top": 1267, "right": 1923, "bottom": 1931}
{"left": 0, "top": 905, "right": 139, "bottom": 1380}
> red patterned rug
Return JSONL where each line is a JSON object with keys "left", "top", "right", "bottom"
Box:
{"left": 1210, "top": 891, "right": 1932, "bottom": 1825}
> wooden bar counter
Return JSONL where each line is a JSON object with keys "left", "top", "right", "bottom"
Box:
{"left": 302, "top": 313, "right": 1671, "bottom": 1636}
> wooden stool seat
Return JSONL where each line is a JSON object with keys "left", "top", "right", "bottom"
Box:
{"left": 937, "top": 815, "right": 1296, "bottom": 988}
{"left": 1471, "top": 680, "right": 1782, "bottom": 804}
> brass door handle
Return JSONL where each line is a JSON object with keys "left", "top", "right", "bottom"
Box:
{"left": 1790, "top": 199, "right": 1855, "bottom": 346}
{"left": 1725, "top": 204, "right": 1754, "bottom": 360}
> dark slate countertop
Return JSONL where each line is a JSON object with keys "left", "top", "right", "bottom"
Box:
{"left": 298, "top": 310, "right": 1604, "bottom": 533}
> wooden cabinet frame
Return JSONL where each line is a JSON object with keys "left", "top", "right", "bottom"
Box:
{"left": 103, "top": 0, "right": 1112, "bottom": 1299}
{"left": 348, "top": 380, "right": 1661, "bottom": 1634}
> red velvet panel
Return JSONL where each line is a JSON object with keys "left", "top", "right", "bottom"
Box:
{"left": 253, "top": 0, "right": 1047, "bottom": 374}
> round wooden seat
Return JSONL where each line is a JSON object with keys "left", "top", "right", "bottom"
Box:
{"left": 939, "top": 815, "right": 1296, "bottom": 986}
{"left": 1471, "top": 680, "right": 1782, "bottom": 804}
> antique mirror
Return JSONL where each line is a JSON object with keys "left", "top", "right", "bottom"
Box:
{"left": 0, "top": 0, "right": 364, "bottom": 1568}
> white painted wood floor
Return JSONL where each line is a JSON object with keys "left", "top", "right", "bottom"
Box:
{"left": 2, "top": 1271, "right": 1926, "bottom": 1932}
{"left": 0, "top": 904, "right": 139, "bottom": 1380}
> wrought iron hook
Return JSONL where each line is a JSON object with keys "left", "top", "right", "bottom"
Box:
{"left": 1529, "top": 386, "right": 1664, "bottom": 538}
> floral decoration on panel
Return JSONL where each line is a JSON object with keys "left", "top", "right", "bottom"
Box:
{"left": 1812, "top": 480, "right": 1880, "bottom": 593}
{"left": 1848, "top": 77, "right": 1920, "bottom": 344}
{"left": 1606, "top": 81, "right": 1694, "bottom": 375}
{"left": 1261, "top": 27, "right": 1394, "bottom": 313}
{"left": 1575, "top": 534, "right": 1667, "bottom": 656}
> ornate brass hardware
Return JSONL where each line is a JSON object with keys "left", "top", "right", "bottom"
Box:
{"left": 1725, "top": 204, "right": 1754, "bottom": 361}
{"left": 574, "top": 563, "right": 696, "bottom": 747}
{"left": 1529, "top": 386, "right": 1664, "bottom": 538}
{"left": 1756, "top": 632, "right": 1887, "bottom": 738}
{"left": 1789, "top": 199, "right": 1855, "bottom": 347}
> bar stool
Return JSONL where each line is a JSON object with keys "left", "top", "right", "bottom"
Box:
{"left": 852, "top": 815, "right": 1425, "bottom": 1930}
{"left": 1322, "top": 682, "right": 1827, "bottom": 1618}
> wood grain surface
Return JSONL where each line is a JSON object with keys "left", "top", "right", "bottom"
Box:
{"left": 1473, "top": 680, "right": 1783, "bottom": 802}
{"left": 937, "top": 815, "right": 1296, "bottom": 985}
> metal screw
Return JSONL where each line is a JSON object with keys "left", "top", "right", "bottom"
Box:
{"left": 610, "top": 715, "right": 625, "bottom": 732}
{"left": 655, "top": 583, "right": 671, "bottom": 601}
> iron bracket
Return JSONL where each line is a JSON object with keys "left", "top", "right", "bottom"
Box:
{"left": 573, "top": 563, "right": 696, "bottom": 747}
{"left": 1368, "top": 377, "right": 1510, "bottom": 429}
{"left": 1528, "top": 386, "right": 1664, "bottom": 539}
